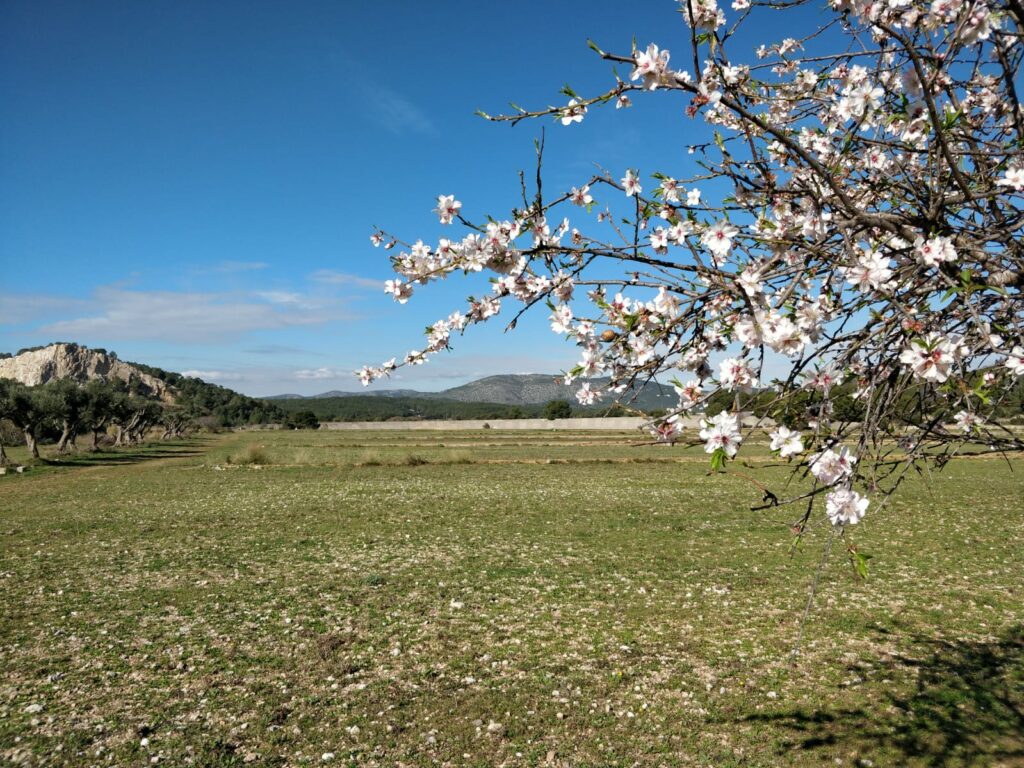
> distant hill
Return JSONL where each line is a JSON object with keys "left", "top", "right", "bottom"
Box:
{"left": 269, "top": 373, "right": 675, "bottom": 410}
{"left": 437, "top": 374, "right": 674, "bottom": 409}
{"left": 0, "top": 343, "right": 283, "bottom": 426}
{"left": 273, "top": 395, "right": 548, "bottom": 422}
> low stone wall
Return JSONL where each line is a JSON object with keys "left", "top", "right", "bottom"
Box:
{"left": 319, "top": 417, "right": 657, "bottom": 431}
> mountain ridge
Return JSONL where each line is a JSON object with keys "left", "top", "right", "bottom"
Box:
{"left": 267, "top": 373, "right": 675, "bottom": 410}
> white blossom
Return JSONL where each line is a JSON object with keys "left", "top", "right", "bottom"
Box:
{"left": 825, "top": 487, "right": 868, "bottom": 526}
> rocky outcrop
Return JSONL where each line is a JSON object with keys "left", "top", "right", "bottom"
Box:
{"left": 0, "top": 344, "right": 173, "bottom": 401}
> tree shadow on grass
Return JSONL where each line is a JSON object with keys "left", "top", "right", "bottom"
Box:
{"left": 39, "top": 438, "right": 212, "bottom": 469}
{"left": 746, "top": 625, "right": 1024, "bottom": 766}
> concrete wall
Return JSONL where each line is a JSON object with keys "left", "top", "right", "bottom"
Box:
{"left": 319, "top": 417, "right": 656, "bottom": 431}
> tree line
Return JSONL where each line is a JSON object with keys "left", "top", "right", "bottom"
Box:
{"left": 0, "top": 374, "right": 286, "bottom": 464}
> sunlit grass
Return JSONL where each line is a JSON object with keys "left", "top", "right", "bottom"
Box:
{"left": 1, "top": 429, "right": 1021, "bottom": 766}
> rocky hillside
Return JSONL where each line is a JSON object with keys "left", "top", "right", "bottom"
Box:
{"left": 0, "top": 343, "right": 172, "bottom": 401}
{"left": 1, "top": 343, "right": 285, "bottom": 426}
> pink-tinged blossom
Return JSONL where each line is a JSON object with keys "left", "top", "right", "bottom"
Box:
{"left": 468, "top": 296, "right": 501, "bottom": 322}
{"left": 653, "top": 286, "right": 680, "bottom": 318}
{"left": 699, "top": 411, "right": 743, "bottom": 457}
{"left": 549, "top": 304, "right": 574, "bottom": 334}
{"left": 569, "top": 185, "right": 592, "bottom": 206}
{"left": 1006, "top": 346, "right": 1024, "bottom": 376}
{"left": 825, "top": 487, "right": 868, "bottom": 526}
{"left": 434, "top": 195, "right": 462, "bottom": 224}
{"left": 762, "top": 316, "right": 806, "bottom": 357}
{"left": 737, "top": 265, "right": 762, "bottom": 296}
{"left": 843, "top": 249, "right": 893, "bottom": 292}
{"left": 659, "top": 177, "right": 681, "bottom": 203}
{"left": 682, "top": 0, "right": 725, "bottom": 31}
{"left": 805, "top": 365, "right": 844, "bottom": 393}
{"left": 953, "top": 410, "right": 983, "bottom": 434}
{"left": 673, "top": 379, "right": 703, "bottom": 410}
{"left": 769, "top": 426, "right": 804, "bottom": 458}
{"left": 915, "top": 235, "right": 957, "bottom": 267}
{"left": 718, "top": 357, "right": 757, "bottom": 392}
{"left": 899, "top": 333, "right": 957, "bottom": 383}
{"left": 370, "top": 233, "right": 383, "bottom": 247}
{"left": 996, "top": 167, "right": 1024, "bottom": 191}
{"left": 809, "top": 446, "right": 857, "bottom": 485}
{"left": 621, "top": 170, "right": 643, "bottom": 196}
{"left": 701, "top": 220, "right": 739, "bottom": 261}
{"left": 615, "top": 93, "right": 632, "bottom": 109}
{"left": 576, "top": 381, "right": 601, "bottom": 405}
{"left": 631, "top": 43, "right": 671, "bottom": 90}
{"left": 560, "top": 99, "right": 587, "bottom": 125}
{"left": 733, "top": 313, "right": 763, "bottom": 349}
{"left": 669, "top": 220, "right": 693, "bottom": 244}
{"left": 686, "top": 188, "right": 701, "bottom": 206}
{"left": 649, "top": 227, "right": 669, "bottom": 254}
{"left": 650, "top": 415, "right": 683, "bottom": 443}
{"left": 384, "top": 279, "right": 413, "bottom": 304}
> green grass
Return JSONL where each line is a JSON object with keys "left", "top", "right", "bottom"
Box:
{"left": 1, "top": 430, "right": 1022, "bottom": 766}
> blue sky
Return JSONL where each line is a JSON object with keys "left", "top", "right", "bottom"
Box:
{"left": 0, "top": 0, "right": 808, "bottom": 396}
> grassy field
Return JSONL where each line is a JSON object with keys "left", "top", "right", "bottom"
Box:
{"left": 1, "top": 429, "right": 1022, "bottom": 767}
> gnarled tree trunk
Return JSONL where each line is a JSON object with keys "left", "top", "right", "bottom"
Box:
{"left": 56, "top": 421, "right": 74, "bottom": 454}
{"left": 23, "top": 428, "right": 39, "bottom": 459}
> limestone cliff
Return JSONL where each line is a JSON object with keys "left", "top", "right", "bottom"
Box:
{"left": 0, "top": 343, "right": 173, "bottom": 401}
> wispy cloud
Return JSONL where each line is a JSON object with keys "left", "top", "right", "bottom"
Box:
{"left": 254, "top": 290, "right": 306, "bottom": 305}
{"left": 181, "top": 369, "right": 246, "bottom": 382}
{"left": 360, "top": 83, "right": 436, "bottom": 136}
{"left": 197, "top": 260, "right": 269, "bottom": 274}
{"left": 24, "top": 286, "right": 350, "bottom": 343}
{"left": 244, "top": 344, "right": 320, "bottom": 356}
{"left": 309, "top": 270, "right": 380, "bottom": 289}
{"left": 294, "top": 367, "right": 347, "bottom": 380}
{"left": 0, "top": 294, "right": 92, "bottom": 324}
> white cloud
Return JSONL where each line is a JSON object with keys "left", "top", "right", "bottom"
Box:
{"left": 204, "top": 261, "right": 269, "bottom": 274}
{"left": 0, "top": 294, "right": 92, "bottom": 324}
{"left": 294, "top": 367, "right": 346, "bottom": 380}
{"left": 181, "top": 369, "right": 245, "bottom": 382}
{"left": 30, "top": 286, "right": 349, "bottom": 343}
{"left": 309, "top": 270, "right": 381, "bottom": 289}
{"left": 255, "top": 290, "right": 305, "bottom": 305}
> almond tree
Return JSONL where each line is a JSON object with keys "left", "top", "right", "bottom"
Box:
{"left": 358, "top": 0, "right": 1024, "bottom": 571}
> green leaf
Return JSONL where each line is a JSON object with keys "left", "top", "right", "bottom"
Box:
{"left": 710, "top": 447, "right": 727, "bottom": 472}
{"left": 852, "top": 551, "right": 873, "bottom": 580}
{"left": 586, "top": 39, "right": 605, "bottom": 56}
